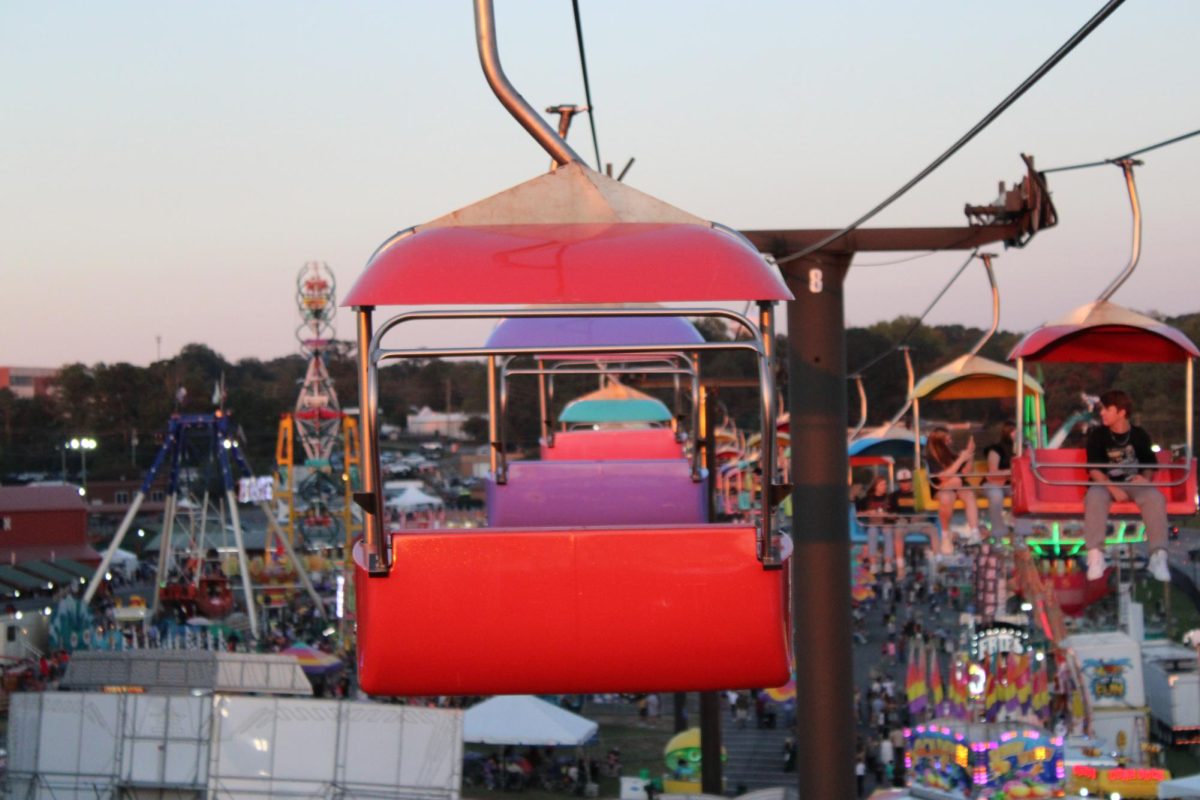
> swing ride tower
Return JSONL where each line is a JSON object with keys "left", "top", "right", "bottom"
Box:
{"left": 275, "top": 262, "right": 362, "bottom": 558}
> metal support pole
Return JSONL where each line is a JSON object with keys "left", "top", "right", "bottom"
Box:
{"left": 537, "top": 359, "right": 550, "bottom": 446}
{"left": 84, "top": 492, "right": 146, "bottom": 604}
{"left": 354, "top": 306, "right": 386, "bottom": 574}
{"left": 473, "top": 0, "right": 582, "bottom": 167}
{"left": 487, "top": 356, "right": 504, "bottom": 482}
{"left": 1098, "top": 159, "right": 1143, "bottom": 303}
{"left": 700, "top": 691, "right": 722, "bottom": 795}
{"left": 226, "top": 489, "right": 258, "bottom": 640}
{"left": 782, "top": 252, "right": 856, "bottom": 800}
{"left": 673, "top": 692, "right": 688, "bottom": 733}
{"left": 152, "top": 494, "right": 178, "bottom": 618}
{"left": 260, "top": 502, "right": 327, "bottom": 619}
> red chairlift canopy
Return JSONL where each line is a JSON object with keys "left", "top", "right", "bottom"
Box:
{"left": 344, "top": 163, "right": 792, "bottom": 308}
{"left": 1009, "top": 301, "right": 1199, "bottom": 363}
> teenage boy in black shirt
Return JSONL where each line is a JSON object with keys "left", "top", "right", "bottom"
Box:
{"left": 1083, "top": 390, "right": 1170, "bottom": 582}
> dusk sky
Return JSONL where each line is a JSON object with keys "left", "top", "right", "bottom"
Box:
{"left": 3, "top": 2, "right": 1197, "bottom": 368}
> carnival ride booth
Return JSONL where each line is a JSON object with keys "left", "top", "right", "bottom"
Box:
{"left": 1009, "top": 302, "right": 1198, "bottom": 523}
{"left": 346, "top": 162, "right": 793, "bottom": 697}
{"left": 905, "top": 721, "right": 1065, "bottom": 800}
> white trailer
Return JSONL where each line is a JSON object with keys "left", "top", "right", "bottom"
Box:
{"left": 0, "top": 613, "right": 49, "bottom": 661}
{"left": 5, "top": 692, "right": 463, "bottom": 799}
{"left": 1142, "top": 640, "right": 1200, "bottom": 746}
{"left": 1061, "top": 631, "right": 1150, "bottom": 760}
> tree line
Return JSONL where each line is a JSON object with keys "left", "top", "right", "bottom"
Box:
{"left": 3, "top": 311, "right": 1196, "bottom": 482}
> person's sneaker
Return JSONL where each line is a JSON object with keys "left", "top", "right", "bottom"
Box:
{"left": 1148, "top": 549, "right": 1171, "bottom": 582}
{"left": 1086, "top": 548, "right": 1107, "bottom": 581}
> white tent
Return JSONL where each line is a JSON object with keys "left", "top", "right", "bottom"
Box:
{"left": 110, "top": 548, "right": 139, "bottom": 574}
{"left": 384, "top": 486, "right": 444, "bottom": 511}
{"left": 1159, "top": 772, "right": 1200, "bottom": 799}
{"left": 463, "top": 695, "right": 598, "bottom": 746}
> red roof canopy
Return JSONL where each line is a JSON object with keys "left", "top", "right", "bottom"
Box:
{"left": 345, "top": 223, "right": 789, "bottom": 306}
{"left": 1009, "top": 301, "right": 1199, "bottom": 363}
{"left": 344, "top": 164, "right": 791, "bottom": 308}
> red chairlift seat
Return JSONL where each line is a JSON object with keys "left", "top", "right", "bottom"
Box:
{"left": 345, "top": 163, "right": 793, "bottom": 695}
{"left": 541, "top": 428, "right": 685, "bottom": 461}
{"left": 353, "top": 525, "right": 789, "bottom": 695}
{"left": 1012, "top": 448, "right": 1198, "bottom": 517}
{"left": 1009, "top": 301, "right": 1199, "bottom": 518}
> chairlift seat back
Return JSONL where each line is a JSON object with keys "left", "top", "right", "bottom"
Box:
{"left": 1011, "top": 449, "right": 1198, "bottom": 517}
{"left": 541, "top": 429, "right": 685, "bottom": 461}
{"left": 353, "top": 524, "right": 791, "bottom": 695}
{"left": 487, "top": 459, "right": 706, "bottom": 527}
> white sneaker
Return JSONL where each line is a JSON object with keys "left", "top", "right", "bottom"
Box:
{"left": 1086, "top": 548, "right": 1107, "bottom": 581}
{"left": 1148, "top": 549, "right": 1171, "bottom": 582}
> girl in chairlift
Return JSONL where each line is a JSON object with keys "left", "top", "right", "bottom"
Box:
{"left": 925, "top": 427, "right": 981, "bottom": 552}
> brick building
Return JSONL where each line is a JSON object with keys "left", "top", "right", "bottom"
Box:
{"left": 0, "top": 367, "right": 59, "bottom": 399}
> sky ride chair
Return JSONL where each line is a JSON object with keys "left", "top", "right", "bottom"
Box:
{"left": 486, "top": 313, "right": 702, "bottom": 462}
{"left": 902, "top": 255, "right": 1044, "bottom": 546}
{"left": 1009, "top": 304, "right": 1198, "bottom": 520}
{"left": 845, "top": 363, "right": 942, "bottom": 557}
{"left": 1008, "top": 160, "right": 1198, "bottom": 528}
{"left": 486, "top": 314, "right": 706, "bottom": 526}
{"left": 345, "top": 166, "right": 794, "bottom": 697}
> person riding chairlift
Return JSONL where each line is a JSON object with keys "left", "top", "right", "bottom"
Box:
{"left": 982, "top": 421, "right": 1016, "bottom": 536}
{"left": 925, "top": 427, "right": 981, "bottom": 552}
{"left": 1083, "top": 389, "right": 1172, "bottom": 583}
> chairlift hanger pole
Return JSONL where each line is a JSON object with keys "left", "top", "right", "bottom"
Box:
{"left": 848, "top": 374, "right": 868, "bottom": 442}
{"left": 878, "top": 346, "right": 915, "bottom": 438}
{"left": 740, "top": 159, "right": 1056, "bottom": 800}
{"left": 475, "top": 0, "right": 583, "bottom": 167}
{"left": 1097, "top": 158, "right": 1143, "bottom": 303}
{"left": 966, "top": 253, "right": 1000, "bottom": 357}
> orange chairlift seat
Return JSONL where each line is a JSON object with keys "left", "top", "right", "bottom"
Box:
{"left": 909, "top": 353, "right": 1045, "bottom": 513}
{"left": 1009, "top": 301, "right": 1199, "bottom": 518}
{"left": 907, "top": 253, "right": 1046, "bottom": 514}
{"left": 346, "top": 163, "right": 793, "bottom": 695}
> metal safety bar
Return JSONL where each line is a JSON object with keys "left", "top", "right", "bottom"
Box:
{"left": 1015, "top": 358, "right": 1195, "bottom": 482}
{"left": 502, "top": 358, "right": 703, "bottom": 479}
{"left": 1027, "top": 457, "right": 1195, "bottom": 488}
{"left": 354, "top": 306, "right": 781, "bottom": 573}
{"left": 538, "top": 354, "right": 700, "bottom": 448}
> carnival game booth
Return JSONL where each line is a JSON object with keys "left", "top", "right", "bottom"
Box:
{"left": 905, "top": 721, "right": 1064, "bottom": 800}
{"left": 1009, "top": 302, "right": 1198, "bottom": 523}
{"left": 346, "top": 158, "right": 793, "bottom": 696}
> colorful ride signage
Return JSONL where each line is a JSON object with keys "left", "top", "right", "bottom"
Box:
{"left": 906, "top": 722, "right": 1064, "bottom": 800}
{"left": 1068, "top": 764, "right": 1171, "bottom": 799}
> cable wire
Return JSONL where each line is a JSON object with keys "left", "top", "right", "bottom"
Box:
{"left": 850, "top": 248, "right": 978, "bottom": 376}
{"left": 571, "top": 0, "right": 602, "bottom": 171}
{"left": 777, "top": 0, "right": 1126, "bottom": 266}
{"left": 1043, "top": 127, "right": 1200, "bottom": 174}
{"left": 850, "top": 227, "right": 983, "bottom": 267}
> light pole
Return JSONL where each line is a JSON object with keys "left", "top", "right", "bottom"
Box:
{"left": 68, "top": 437, "right": 97, "bottom": 495}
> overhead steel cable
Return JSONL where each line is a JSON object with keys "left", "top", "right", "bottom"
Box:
{"left": 850, "top": 248, "right": 978, "bottom": 376}
{"left": 571, "top": 0, "right": 602, "bottom": 171}
{"left": 1043, "top": 127, "right": 1200, "bottom": 174}
{"left": 777, "top": 0, "right": 1126, "bottom": 266}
